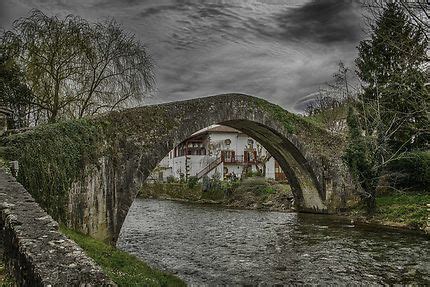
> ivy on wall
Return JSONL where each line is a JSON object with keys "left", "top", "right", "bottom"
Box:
{"left": 0, "top": 119, "right": 105, "bottom": 222}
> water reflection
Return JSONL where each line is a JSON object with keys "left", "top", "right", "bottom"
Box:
{"left": 117, "top": 199, "right": 430, "bottom": 285}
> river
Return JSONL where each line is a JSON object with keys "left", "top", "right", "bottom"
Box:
{"left": 117, "top": 198, "right": 429, "bottom": 285}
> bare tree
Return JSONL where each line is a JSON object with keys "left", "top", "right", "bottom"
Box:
{"left": 1, "top": 10, "right": 154, "bottom": 124}
{"left": 2, "top": 10, "right": 86, "bottom": 123}
{"left": 305, "top": 61, "right": 358, "bottom": 134}
{"left": 74, "top": 19, "right": 154, "bottom": 118}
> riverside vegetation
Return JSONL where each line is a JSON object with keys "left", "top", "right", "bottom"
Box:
{"left": 140, "top": 174, "right": 294, "bottom": 212}
{"left": 61, "top": 226, "right": 185, "bottom": 287}
{"left": 305, "top": 3, "right": 429, "bottom": 233}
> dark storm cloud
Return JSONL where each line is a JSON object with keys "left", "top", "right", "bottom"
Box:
{"left": 275, "top": 0, "right": 363, "bottom": 44}
{"left": 0, "top": 1, "right": 7, "bottom": 27}
{"left": 1, "top": 0, "right": 366, "bottom": 112}
{"left": 138, "top": 5, "right": 184, "bottom": 19}
{"left": 138, "top": 1, "right": 239, "bottom": 19}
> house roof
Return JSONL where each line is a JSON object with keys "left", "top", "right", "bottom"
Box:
{"left": 192, "top": 125, "right": 242, "bottom": 137}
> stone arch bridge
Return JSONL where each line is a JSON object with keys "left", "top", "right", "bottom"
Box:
{"left": 2, "top": 94, "right": 354, "bottom": 242}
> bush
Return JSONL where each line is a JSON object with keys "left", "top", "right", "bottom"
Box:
{"left": 386, "top": 151, "right": 430, "bottom": 192}
{"left": 236, "top": 177, "right": 270, "bottom": 195}
{"left": 244, "top": 170, "right": 263, "bottom": 178}
{"left": 187, "top": 176, "right": 199, "bottom": 189}
{"left": 166, "top": 175, "right": 176, "bottom": 183}
{"left": 221, "top": 180, "right": 240, "bottom": 197}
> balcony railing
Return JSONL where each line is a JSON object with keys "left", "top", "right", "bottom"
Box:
{"left": 222, "top": 155, "right": 257, "bottom": 164}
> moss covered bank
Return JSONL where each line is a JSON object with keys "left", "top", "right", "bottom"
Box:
{"left": 140, "top": 177, "right": 294, "bottom": 212}
{"left": 61, "top": 227, "right": 185, "bottom": 287}
{"left": 348, "top": 193, "right": 430, "bottom": 234}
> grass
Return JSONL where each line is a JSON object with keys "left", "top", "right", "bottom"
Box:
{"left": 60, "top": 227, "right": 186, "bottom": 287}
{"left": 0, "top": 261, "right": 15, "bottom": 287}
{"left": 374, "top": 193, "right": 430, "bottom": 228}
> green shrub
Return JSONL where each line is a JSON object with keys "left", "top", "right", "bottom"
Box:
{"left": 236, "top": 177, "right": 270, "bottom": 195}
{"left": 187, "top": 176, "right": 198, "bottom": 189}
{"left": 166, "top": 175, "right": 176, "bottom": 183}
{"left": 386, "top": 151, "right": 430, "bottom": 192}
{"left": 244, "top": 170, "right": 262, "bottom": 178}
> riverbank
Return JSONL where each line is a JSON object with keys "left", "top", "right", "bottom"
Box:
{"left": 60, "top": 227, "right": 185, "bottom": 287}
{"left": 346, "top": 193, "right": 430, "bottom": 236}
{"left": 140, "top": 177, "right": 294, "bottom": 212}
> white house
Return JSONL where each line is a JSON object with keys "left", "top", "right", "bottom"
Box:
{"left": 149, "top": 125, "right": 287, "bottom": 182}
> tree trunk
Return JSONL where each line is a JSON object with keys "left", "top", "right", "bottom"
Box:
{"left": 49, "top": 80, "right": 60, "bottom": 123}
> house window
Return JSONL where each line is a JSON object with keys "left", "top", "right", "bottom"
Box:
{"left": 244, "top": 150, "right": 257, "bottom": 163}
{"left": 222, "top": 150, "right": 235, "bottom": 162}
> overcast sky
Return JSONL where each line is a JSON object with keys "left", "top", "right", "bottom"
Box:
{"left": 1, "top": 0, "right": 365, "bottom": 112}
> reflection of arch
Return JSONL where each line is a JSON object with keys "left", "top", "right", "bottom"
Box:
{"left": 65, "top": 94, "right": 351, "bottom": 242}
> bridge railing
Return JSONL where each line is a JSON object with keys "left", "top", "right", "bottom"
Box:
{"left": 0, "top": 169, "right": 115, "bottom": 286}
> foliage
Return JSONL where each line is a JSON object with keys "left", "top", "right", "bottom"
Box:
{"left": 1, "top": 9, "right": 154, "bottom": 124}
{"left": 200, "top": 187, "right": 225, "bottom": 201}
{"left": 187, "top": 176, "right": 198, "bottom": 189}
{"left": 344, "top": 107, "right": 378, "bottom": 213}
{"left": 374, "top": 193, "right": 430, "bottom": 228}
{"left": 0, "top": 119, "right": 104, "bottom": 222}
{"left": 355, "top": 2, "right": 429, "bottom": 152}
{"left": 0, "top": 51, "right": 33, "bottom": 128}
{"left": 235, "top": 177, "right": 273, "bottom": 195}
{"left": 73, "top": 19, "right": 154, "bottom": 118}
{"left": 254, "top": 99, "right": 297, "bottom": 133}
{"left": 0, "top": 260, "right": 15, "bottom": 286}
{"left": 346, "top": 2, "right": 429, "bottom": 213}
{"left": 305, "top": 61, "right": 356, "bottom": 134}
{"left": 244, "top": 170, "right": 262, "bottom": 178}
{"left": 209, "top": 171, "right": 222, "bottom": 190}
{"left": 61, "top": 226, "right": 185, "bottom": 287}
{"left": 221, "top": 180, "right": 241, "bottom": 194}
{"left": 385, "top": 151, "right": 430, "bottom": 192}
{"left": 166, "top": 175, "right": 176, "bottom": 183}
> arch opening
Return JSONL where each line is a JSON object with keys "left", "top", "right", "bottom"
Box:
{"left": 118, "top": 120, "right": 327, "bottom": 241}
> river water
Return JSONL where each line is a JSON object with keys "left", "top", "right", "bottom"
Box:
{"left": 117, "top": 198, "right": 429, "bottom": 285}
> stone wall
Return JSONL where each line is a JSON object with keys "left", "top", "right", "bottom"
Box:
{"left": 0, "top": 169, "right": 115, "bottom": 286}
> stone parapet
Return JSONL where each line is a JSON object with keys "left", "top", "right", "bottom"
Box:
{"left": 0, "top": 169, "right": 115, "bottom": 286}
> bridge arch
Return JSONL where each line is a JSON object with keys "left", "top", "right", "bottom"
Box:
{"left": 83, "top": 94, "right": 351, "bottom": 242}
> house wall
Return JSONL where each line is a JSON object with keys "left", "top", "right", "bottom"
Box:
{"left": 265, "top": 157, "right": 276, "bottom": 179}
{"left": 149, "top": 129, "right": 279, "bottom": 182}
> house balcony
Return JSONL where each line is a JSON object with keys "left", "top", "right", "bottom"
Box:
{"left": 222, "top": 155, "right": 257, "bottom": 164}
